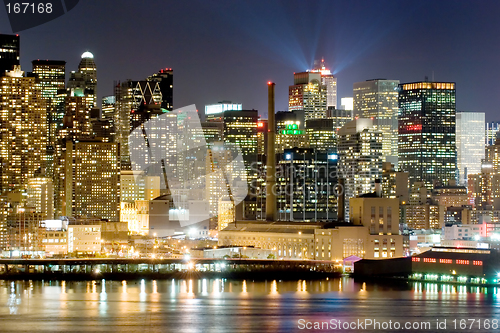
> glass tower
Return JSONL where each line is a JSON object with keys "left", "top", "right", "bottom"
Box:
{"left": 456, "top": 111, "right": 485, "bottom": 184}
{"left": 0, "top": 34, "right": 19, "bottom": 76}
{"left": 289, "top": 72, "right": 327, "bottom": 122}
{"left": 354, "top": 79, "right": 399, "bottom": 167}
{"left": 398, "top": 82, "right": 456, "bottom": 188}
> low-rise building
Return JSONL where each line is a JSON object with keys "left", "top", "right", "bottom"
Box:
{"left": 67, "top": 220, "right": 101, "bottom": 254}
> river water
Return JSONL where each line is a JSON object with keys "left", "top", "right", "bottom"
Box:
{"left": 0, "top": 278, "right": 499, "bottom": 332}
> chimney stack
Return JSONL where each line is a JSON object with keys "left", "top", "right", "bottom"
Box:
{"left": 266, "top": 82, "right": 277, "bottom": 221}
{"left": 338, "top": 178, "right": 345, "bottom": 222}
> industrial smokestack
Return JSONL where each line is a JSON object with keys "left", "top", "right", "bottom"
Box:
{"left": 266, "top": 82, "right": 277, "bottom": 221}
{"left": 338, "top": 178, "right": 345, "bottom": 222}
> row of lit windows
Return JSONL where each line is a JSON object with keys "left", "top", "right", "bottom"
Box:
{"left": 413, "top": 257, "right": 483, "bottom": 266}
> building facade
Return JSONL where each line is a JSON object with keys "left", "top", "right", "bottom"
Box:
{"left": 398, "top": 82, "right": 456, "bottom": 188}
{"left": 289, "top": 72, "right": 327, "bottom": 122}
{"left": 338, "top": 118, "right": 383, "bottom": 221}
{"left": 353, "top": 79, "right": 399, "bottom": 167}
{"left": 456, "top": 111, "right": 485, "bottom": 184}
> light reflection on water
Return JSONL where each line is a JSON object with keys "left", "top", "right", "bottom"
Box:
{"left": 0, "top": 278, "right": 499, "bottom": 332}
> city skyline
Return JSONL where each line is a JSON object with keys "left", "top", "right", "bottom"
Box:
{"left": 0, "top": 1, "right": 499, "bottom": 121}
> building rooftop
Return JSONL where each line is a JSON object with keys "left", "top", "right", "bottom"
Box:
{"left": 221, "top": 221, "right": 362, "bottom": 234}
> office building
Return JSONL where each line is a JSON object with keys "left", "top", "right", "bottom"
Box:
{"left": 6, "top": 210, "right": 45, "bottom": 253}
{"left": 31, "top": 60, "right": 66, "bottom": 154}
{"left": 431, "top": 182, "right": 468, "bottom": 208}
{"left": 101, "top": 95, "right": 115, "bottom": 122}
{"left": 289, "top": 71, "right": 327, "bottom": 122}
{"left": 327, "top": 107, "right": 353, "bottom": 133}
{"left": 114, "top": 79, "right": 164, "bottom": 169}
{"left": 277, "top": 148, "right": 338, "bottom": 222}
{"left": 338, "top": 118, "right": 383, "bottom": 221}
{"left": 311, "top": 59, "right": 337, "bottom": 108}
{"left": 223, "top": 109, "right": 258, "bottom": 190}
{"left": 0, "top": 67, "right": 47, "bottom": 195}
{"left": 485, "top": 136, "right": 500, "bottom": 172}
{"left": 148, "top": 68, "right": 173, "bottom": 111}
{"left": 398, "top": 82, "right": 456, "bottom": 188}
{"left": 67, "top": 219, "right": 101, "bottom": 254}
{"left": 26, "top": 177, "right": 54, "bottom": 219}
{"left": 486, "top": 122, "right": 500, "bottom": 146}
{"left": 0, "top": 34, "right": 19, "bottom": 76}
{"left": 405, "top": 182, "right": 444, "bottom": 230}
{"left": 205, "top": 101, "right": 242, "bottom": 121}
{"left": 468, "top": 162, "right": 500, "bottom": 210}
{"left": 350, "top": 196, "right": 405, "bottom": 258}
{"left": 354, "top": 79, "right": 399, "bottom": 166}
{"left": 275, "top": 111, "right": 309, "bottom": 153}
{"left": 456, "top": 111, "right": 485, "bottom": 184}
{"left": 305, "top": 118, "right": 337, "bottom": 154}
{"left": 219, "top": 219, "right": 404, "bottom": 261}
{"left": 60, "top": 140, "right": 120, "bottom": 221}
{"left": 68, "top": 52, "right": 97, "bottom": 109}
{"left": 120, "top": 170, "right": 160, "bottom": 203}
{"left": 202, "top": 121, "right": 224, "bottom": 149}
{"left": 381, "top": 162, "right": 409, "bottom": 203}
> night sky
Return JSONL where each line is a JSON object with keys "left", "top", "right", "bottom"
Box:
{"left": 1, "top": 0, "right": 499, "bottom": 121}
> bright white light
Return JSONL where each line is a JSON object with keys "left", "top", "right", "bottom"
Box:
{"left": 285, "top": 154, "right": 292, "bottom": 160}
{"left": 474, "top": 235, "right": 480, "bottom": 241}
{"left": 81, "top": 51, "right": 94, "bottom": 59}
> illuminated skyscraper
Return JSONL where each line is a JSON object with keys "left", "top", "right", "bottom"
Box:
{"left": 305, "top": 118, "right": 336, "bottom": 154}
{"left": 202, "top": 121, "right": 224, "bottom": 149}
{"left": 338, "top": 118, "right": 383, "bottom": 221}
{"left": 289, "top": 72, "right": 327, "bottom": 122}
{"left": 205, "top": 101, "right": 242, "bottom": 121}
{"left": 68, "top": 52, "right": 97, "bottom": 109}
{"left": 327, "top": 107, "right": 352, "bottom": 133}
{"left": 486, "top": 121, "right": 500, "bottom": 146}
{"left": 275, "top": 111, "right": 309, "bottom": 153}
{"left": 60, "top": 140, "right": 120, "bottom": 221}
{"left": 223, "top": 109, "right": 258, "bottom": 192}
{"left": 114, "top": 79, "right": 163, "bottom": 169}
{"left": 398, "top": 82, "right": 456, "bottom": 188}
{"left": 354, "top": 79, "right": 399, "bottom": 166}
{"left": 0, "top": 67, "right": 47, "bottom": 195}
{"left": 277, "top": 148, "right": 338, "bottom": 221}
{"left": 0, "top": 67, "right": 47, "bottom": 248}
{"left": 101, "top": 95, "right": 115, "bottom": 123}
{"left": 32, "top": 60, "right": 66, "bottom": 178}
{"left": 148, "top": 68, "right": 173, "bottom": 111}
{"left": 311, "top": 59, "right": 337, "bottom": 108}
{"left": 0, "top": 34, "right": 19, "bottom": 76}
{"left": 26, "top": 177, "right": 54, "bottom": 219}
{"left": 31, "top": 60, "right": 66, "bottom": 108}
{"left": 456, "top": 111, "right": 485, "bottom": 184}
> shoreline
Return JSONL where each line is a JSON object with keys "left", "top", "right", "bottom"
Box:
{"left": 0, "top": 270, "right": 342, "bottom": 281}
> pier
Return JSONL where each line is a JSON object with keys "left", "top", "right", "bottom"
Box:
{"left": 0, "top": 258, "right": 340, "bottom": 279}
